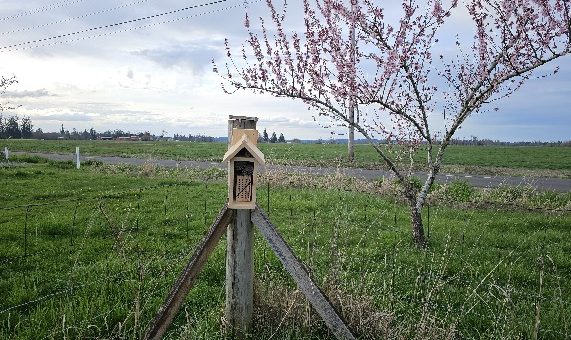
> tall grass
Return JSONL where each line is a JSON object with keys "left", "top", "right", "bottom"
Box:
{"left": 0, "top": 161, "right": 569, "bottom": 338}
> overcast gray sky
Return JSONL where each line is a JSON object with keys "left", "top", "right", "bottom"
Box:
{"left": 0, "top": 0, "right": 569, "bottom": 141}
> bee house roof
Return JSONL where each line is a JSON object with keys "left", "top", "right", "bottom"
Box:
{"left": 223, "top": 135, "right": 265, "bottom": 166}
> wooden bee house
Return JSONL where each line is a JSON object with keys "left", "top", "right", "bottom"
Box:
{"left": 223, "top": 130, "right": 265, "bottom": 209}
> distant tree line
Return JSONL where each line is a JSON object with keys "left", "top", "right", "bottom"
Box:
{"left": 2, "top": 115, "right": 569, "bottom": 146}
{"left": 450, "top": 136, "right": 571, "bottom": 146}
{"left": 51, "top": 124, "right": 149, "bottom": 141}
{"left": 173, "top": 133, "right": 215, "bottom": 142}
{"left": 0, "top": 113, "right": 33, "bottom": 139}
{"left": 260, "top": 128, "right": 286, "bottom": 143}
{"left": 0, "top": 115, "right": 222, "bottom": 142}
{"left": 314, "top": 137, "right": 571, "bottom": 146}
{"left": 55, "top": 125, "right": 159, "bottom": 141}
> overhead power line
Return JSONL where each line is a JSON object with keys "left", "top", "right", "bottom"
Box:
{"left": 0, "top": 0, "right": 229, "bottom": 51}
{"left": 0, "top": 0, "right": 261, "bottom": 53}
{"left": 0, "top": 0, "right": 88, "bottom": 22}
{"left": 1, "top": 0, "right": 152, "bottom": 36}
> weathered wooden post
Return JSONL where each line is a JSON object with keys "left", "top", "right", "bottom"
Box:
{"left": 144, "top": 116, "right": 353, "bottom": 340}
{"left": 223, "top": 115, "right": 264, "bottom": 337}
{"left": 75, "top": 146, "right": 80, "bottom": 169}
{"left": 3, "top": 147, "right": 9, "bottom": 161}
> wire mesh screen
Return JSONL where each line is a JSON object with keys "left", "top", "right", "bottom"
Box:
{"left": 233, "top": 161, "right": 254, "bottom": 202}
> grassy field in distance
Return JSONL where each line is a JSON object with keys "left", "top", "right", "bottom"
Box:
{"left": 2, "top": 139, "right": 570, "bottom": 178}
{"left": 1, "top": 160, "right": 570, "bottom": 338}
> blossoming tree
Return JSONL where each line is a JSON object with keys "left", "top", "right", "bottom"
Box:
{"left": 218, "top": 0, "right": 571, "bottom": 247}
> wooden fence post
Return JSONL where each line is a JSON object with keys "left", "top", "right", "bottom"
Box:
{"left": 225, "top": 116, "right": 257, "bottom": 337}
{"left": 144, "top": 205, "right": 234, "bottom": 340}
{"left": 251, "top": 206, "right": 355, "bottom": 340}
{"left": 4, "top": 147, "right": 9, "bottom": 160}
{"left": 145, "top": 117, "right": 354, "bottom": 339}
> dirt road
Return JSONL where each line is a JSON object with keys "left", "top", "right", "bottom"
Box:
{"left": 13, "top": 152, "right": 571, "bottom": 192}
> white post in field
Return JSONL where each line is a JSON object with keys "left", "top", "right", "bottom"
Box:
{"left": 76, "top": 146, "right": 80, "bottom": 169}
{"left": 3, "top": 147, "right": 8, "bottom": 160}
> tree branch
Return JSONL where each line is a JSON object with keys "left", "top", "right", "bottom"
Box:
{"left": 239, "top": 83, "right": 407, "bottom": 182}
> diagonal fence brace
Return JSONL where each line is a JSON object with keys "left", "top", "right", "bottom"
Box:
{"left": 144, "top": 204, "right": 235, "bottom": 340}
{"left": 251, "top": 205, "right": 356, "bottom": 340}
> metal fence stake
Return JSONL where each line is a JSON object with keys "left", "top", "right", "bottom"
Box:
{"left": 71, "top": 200, "right": 78, "bottom": 247}
{"left": 136, "top": 194, "right": 141, "bottom": 232}
{"left": 427, "top": 203, "right": 430, "bottom": 238}
{"left": 24, "top": 207, "right": 29, "bottom": 257}
{"left": 267, "top": 182, "right": 270, "bottom": 216}
{"left": 186, "top": 203, "right": 190, "bottom": 239}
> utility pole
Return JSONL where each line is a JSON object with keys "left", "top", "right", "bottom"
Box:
{"left": 347, "top": 0, "right": 357, "bottom": 163}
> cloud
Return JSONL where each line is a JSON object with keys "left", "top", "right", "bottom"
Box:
{"left": 264, "top": 115, "right": 316, "bottom": 127}
{"left": 133, "top": 43, "right": 221, "bottom": 74}
{"left": 0, "top": 0, "right": 569, "bottom": 141}
{"left": 5, "top": 88, "right": 54, "bottom": 98}
{"left": 61, "top": 103, "right": 156, "bottom": 120}
{"left": 33, "top": 112, "right": 94, "bottom": 122}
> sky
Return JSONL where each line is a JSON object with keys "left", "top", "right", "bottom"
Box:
{"left": 0, "top": 0, "right": 569, "bottom": 142}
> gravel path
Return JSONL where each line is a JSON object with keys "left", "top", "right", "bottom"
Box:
{"left": 13, "top": 151, "right": 571, "bottom": 192}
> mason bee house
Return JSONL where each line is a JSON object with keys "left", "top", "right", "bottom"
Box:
{"left": 223, "top": 131, "right": 265, "bottom": 209}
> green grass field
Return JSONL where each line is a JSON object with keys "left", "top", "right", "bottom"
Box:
{"left": 3, "top": 139, "right": 570, "bottom": 177}
{"left": 1, "top": 159, "right": 570, "bottom": 339}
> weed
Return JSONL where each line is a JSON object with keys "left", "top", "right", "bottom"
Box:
{"left": 443, "top": 180, "right": 476, "bottom": 202}
{"left": 48, "top": 160, "right": 75, "bottom": 169}
{"left": 9, "top": 154, "right": 48, "bottom": 164}
{"left": 83, "top": 159, "right": 103, "bottom": 167}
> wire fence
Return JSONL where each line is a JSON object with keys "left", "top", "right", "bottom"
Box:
{"left": 0, "top": 182, "right": 408, "bottom": 335}
{"left": 0, "top": 181, "right": 225, "bottom": 334}
{"left": 1, "top": 181, "right": 569, "bottom": 338}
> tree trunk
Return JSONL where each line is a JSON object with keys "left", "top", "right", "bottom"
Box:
{"left": 408, "top": 201, "right": 427, "bottom": 248}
